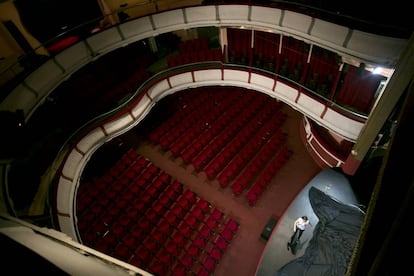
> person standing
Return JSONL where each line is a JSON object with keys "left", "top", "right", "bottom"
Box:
{"left": 287, "top": 216, "right": 310, "bottom": 251}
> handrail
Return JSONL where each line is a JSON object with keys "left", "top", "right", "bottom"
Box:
{"left": 0, "top": 1, "right": 410, "bottom": 95}
{"left": 49, "top": 61, "right": 367, "bottom": 191}
{"left": 53, "top": 62, "right": 229, "bottom": 160}
{"left": 62, "top": 61, "right": 368, "bottom": 148}
{"left": 0, "top": 213, "right": 152, "bottom": 276}
{"left": 0, "top": 1, "right": 405, "bottom": 223}
{"left": 52, "top": 62, "right": 367, "bottom": 238}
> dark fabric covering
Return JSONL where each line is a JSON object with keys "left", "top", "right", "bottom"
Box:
{"left": 276, "top": 187, "right": 365, "bottom": 276}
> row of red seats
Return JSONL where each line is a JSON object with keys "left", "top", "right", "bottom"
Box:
{"left": 205, "top": 108, "right": 286, "bottom": 182}
{"left": 150, "top": 88, "right": 282, "bottom": 177}
{"left": 77, "top": 151, "right": 241, "bottom": 274}
{"left": 85, "top": 180, "right": 186, "bottom": 255}
{"left": 161, "top": 93, "right": 230, "bottom": 151}
{"left": 225, "top": 130, "right": 287, "bottom": 193}
{"left": 76, "top": 149, "right": 148, "bottom": 216}
{"left": 246, "top": 146, "right": 293, "bottom": 206}
{"left": 231, "top": 143, "right": 291, "bottom": 198}
{"left": 170, "top": 91, "right": 241, "bottom": 158}
{"left": 78, "top": 163, "right": 174, "bottom": 244}
{"left": 141, "top": 207, "right": 224, "bottom": 255}
{"left": 168, "top": 217, "right": 240, "bottom": 275}
{"left": 184, "top": 94, "right": 265, "bottom": 166}
{"left": 101, "top": 188, "right": 236, "bottom": 275}
{"left": 107, "top": 149, "right": 145, "bottom": 179}
{"left": 151, "top": 89, "right": 215, "bottom": 142}
{"left": 155, "top": 88, "right": 228, "bottom": 148}
{"left": 191, "top": 94, "right": 256, "bottom": 165}
{"left": 217, "top": 114, "right": 287, "bottom": 188}
{"left": 182, "top": 92, "right": 258, "bottom": 165}
{"left": 92, "top": 185, "right": 190, "bottom": 261}
{"left": 149, "top": 91, "right": 212, "bottom": 144}
{"left": 202, "top": 95, "right": 273, "bottom": 178}
{"left": 159, "top": 114, "right": 205, "bottom": 151}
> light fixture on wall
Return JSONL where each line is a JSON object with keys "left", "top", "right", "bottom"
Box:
{"left": 372, "top": 67, "right": 383, "bottom": 74}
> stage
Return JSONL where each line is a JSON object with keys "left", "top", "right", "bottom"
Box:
{"left": 255, "top": 168, "right": 365, "bottom": 276}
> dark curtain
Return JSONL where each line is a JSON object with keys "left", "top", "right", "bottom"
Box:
{"left": 335, "top": 64, "right": 386, "bottom": 114}
{"left": 276, "top": 187, "right": 365, "bottom": 276}
{"left": 227, "top": 28, "right": 252, "bottom": 60}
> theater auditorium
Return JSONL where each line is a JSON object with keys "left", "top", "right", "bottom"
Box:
{"left": 0, "top": 1, "right": 413, "bottom": 275}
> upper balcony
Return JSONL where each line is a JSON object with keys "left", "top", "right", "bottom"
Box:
{"left": 0, "top": 2, "right": 409, "bottom": 140}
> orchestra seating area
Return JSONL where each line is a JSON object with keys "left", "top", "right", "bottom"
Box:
{"left": 10, "top": 31, "right": 383, "bottom": 214}
{"left": 76, "top": 150, "right": 240, "bottom": 275}
{"left": 1, "top": 2, "right": 408, "bottom": 275}
{"left": 5, "top": 16, "right": 388, "bottom": 275}
{"left": 76, "top": 149, "right": 239, "bottom": 275}
{"left": 75, "top": 86, "right": 294, "bottom": 275}
{"left": 148, "top": 87, "right": 292, "bottom": 206}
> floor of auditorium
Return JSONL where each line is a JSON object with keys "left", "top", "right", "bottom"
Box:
{"left": 133, "top": 104, "right": 322, "bottom": 276}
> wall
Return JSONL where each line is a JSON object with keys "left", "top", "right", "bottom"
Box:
{"left": 0, "top": 1, "right": 47, "bottom": 57}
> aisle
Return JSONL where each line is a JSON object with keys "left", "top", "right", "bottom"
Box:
{"left": 136, "top": 104, "right": 321, "bottom": 276}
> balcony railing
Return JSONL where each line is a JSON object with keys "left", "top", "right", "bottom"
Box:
{"left": 0, "top": 0, "right": 409, "bottom": 97}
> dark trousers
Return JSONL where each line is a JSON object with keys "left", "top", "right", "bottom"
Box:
{"left": 290, "top": 228, "right": 304, "bottom": 244}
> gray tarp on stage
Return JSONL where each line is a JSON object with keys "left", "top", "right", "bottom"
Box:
{"left": 276, "top": 187, "right": 365, "bottom": 276}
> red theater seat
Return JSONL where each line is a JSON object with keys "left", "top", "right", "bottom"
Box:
{"left": 202, "top": 256, "right": 216, "bottom": 272}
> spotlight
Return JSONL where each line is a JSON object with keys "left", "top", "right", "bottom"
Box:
{"left": 373, "top": 67, "right": 383, "bottom": 74}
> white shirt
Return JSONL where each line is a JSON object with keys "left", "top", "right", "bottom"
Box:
{"left": 294, "top": 217, "right": 309, "bottom": 231}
